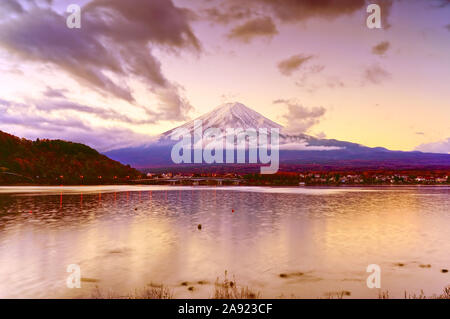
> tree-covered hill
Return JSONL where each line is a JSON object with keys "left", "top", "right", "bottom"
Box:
{"left": 0, "top": 130, "right": 141, "bottom": 184}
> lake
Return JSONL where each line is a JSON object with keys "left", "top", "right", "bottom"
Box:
{"left": 0, "top": 185, "right": 449, "bottom": 298}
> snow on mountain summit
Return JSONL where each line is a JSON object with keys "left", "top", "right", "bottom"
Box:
{"left": 157, "top": 102, "right": 341, "bottom": 151}
{"left": 202, "top": 102, "right": 283, "bottom": 130}
{"left": 161, "top": 102, "right": 282, "bottom": 138}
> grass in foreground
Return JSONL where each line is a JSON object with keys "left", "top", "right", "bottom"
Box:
{"left": 90, "top": 271, "right": 260, "bottom": 299}
{"left": 91, "top": 285, "right": 173, "bottom": 299}
{"left": 378, "top": 286, "right": 450, "bottom": 299}
{"left": 212, "top": 271, "right": 261, "bottom": 299}
{"left": 89, "top": 273, "right": 449, "bottom": 299}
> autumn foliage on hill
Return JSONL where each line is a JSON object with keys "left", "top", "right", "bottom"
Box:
{"left": 0, "top": 130, "right": 140, "bottom": 185}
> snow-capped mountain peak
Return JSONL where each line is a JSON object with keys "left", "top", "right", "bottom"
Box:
{"left": 161, "top": 102, "right": 282, "bottom": 139}
{"left": 204, "top": 102, "right": 282, "bottom": 129}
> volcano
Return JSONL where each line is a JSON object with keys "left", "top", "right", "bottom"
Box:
{"left": 104, "top": 102, "right": 450, "bottom": 172}
{"left": 161, "top": 102, "right": 282, "bottom": 138}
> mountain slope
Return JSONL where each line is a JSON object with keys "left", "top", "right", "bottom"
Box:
{"left": 160, "top": 102, "right": 282, "bottom": 140}
{"left": 0, "top": 130, "right": 140, "bottom": 184}
{"left": 105, "top": 102, "right": 450, "bottom": 171}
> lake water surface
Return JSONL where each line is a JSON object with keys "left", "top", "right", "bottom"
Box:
{"left": 0, "top": 185, "right": 449, "bottom": 298}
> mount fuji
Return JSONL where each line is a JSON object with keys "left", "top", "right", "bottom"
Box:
{"left": 105, "top": 102, "right": 450, "bottom": 172}
{"left": 161, "top": 102, "right": 282, "bottom": 139}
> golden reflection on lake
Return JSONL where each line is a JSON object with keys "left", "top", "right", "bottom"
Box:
{"left": 0, "top": 186, "right": 448, "bottom": 298}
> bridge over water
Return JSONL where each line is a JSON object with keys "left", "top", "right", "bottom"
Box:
{"left": 132, "top": 177, "right": 244, "bottom": 186}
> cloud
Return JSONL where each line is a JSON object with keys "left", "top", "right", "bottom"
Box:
{"left": 363, "top": 64, "right": 391, "bottom": 85}
{"left": 377, "top": 0, "right": 394, "bottom": 29}
{"left": 0, "top": 98, "right": 153, "bottom": 151}
{"left": 0, "top": 0, "right": 199, "bottom": 121}
{"left": 289, "top": 64, "right": 345, "bottom": 93}
{"left": 2, "top": 96, "right": 160, "bottom": 127}
{"left": 83, "top": 0, "right": 199, "bottom": 50}
{"left": 248, "top": 0, "right": 368, "bottom": 22}
{"left": 274, "top": 99, "right": 326, "bottom": 134}
{"left": 34, "top": 101, "right": 159, "bottom": 125}
{"left": 325, "top": 76, "right": 345, "bottom": 89}
{"left": 227, "top": 16, "right": 278, "bottom": 42}
{"left": 415, "top": 138, "right": 450, "bottom": 154}
{"left": 294, "top": 64, "right": 329, "bottom": 92}
{"left": 279, "top": 142, "right": 343, "bottom": 151}
{"left": 0, "top": 0, "right": 23, "bottom": 16}
{"left": 40, "top": 127, "right": 153, "bottom": 153}
{"left": 432, "top": 0, "right": 450, "bottom": 8}
{"left": 277, "top": 54, "right": 314, "bottom": 76}
{"left": 220, "top": 0, "right": 392, "bottom": 23}
{"left": 204, "top": 6, "right": 251, "bottom": 24}
{"left": 315, "top": 132, "right": 327, "bottom": 139}
{"left": 43, "top": 87, "right": 68, "bottom": 99}
{"left": 151, "top": 86, "right": 194, "bottom": 121}
{"left": 207, "top": 0, "right": 395, "bottom": 31}
{"left": 0, "top": 99, "right": 93, "bottom": 132}
{"left": 372, "top": 41, "right": 390, "bottom": 55}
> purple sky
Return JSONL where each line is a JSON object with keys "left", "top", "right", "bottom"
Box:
{"left": 0, "top": 0, "right": 449, "bottom": 153}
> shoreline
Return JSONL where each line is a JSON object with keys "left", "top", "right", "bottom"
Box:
{"left": 0, "top": 184, "right": 449, "bottom": 196}
{"left": 1, "top": 183, "right": 449, "bottom": 188}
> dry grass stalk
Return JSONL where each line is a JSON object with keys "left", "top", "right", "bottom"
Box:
{"left": 378, "top": 286, "right": 450, "bottom": 299}
{"left": 91, "top": 285, "right": 173, "bottom": 299}
{"left": 213, "top": 271, "right": 261, "bottom": 299}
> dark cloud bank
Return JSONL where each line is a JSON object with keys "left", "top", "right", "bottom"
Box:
{"left": 0, "top": 0, "right": 199, "bottom": 123}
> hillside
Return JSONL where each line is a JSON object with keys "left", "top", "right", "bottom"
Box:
{"left": 0, "top": 130, "right": 140, "bottom": 185}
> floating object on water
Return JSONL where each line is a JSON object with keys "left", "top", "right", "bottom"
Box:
{"left": 81, "top": 277, "right": 100, "bottom": 283}
{"left": 188, "top": 286, "right": 194, "bottom": 291}
{"left": 232, "top": 209, "right": 234, "bottom": 213}
{"left": 279, "top": 272, "right": 304, "bottom": 278}
{"left": 419, "top": 264, "right": 431, "bottom": 268}
{"left": 343, "top": 291, "right": 351, "bottom": 296}
{"left": 442, "top": 269, "right": 448, "bottom": 273}
{"left": 197, "top": 224, "right": 202, "bottom": 230}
